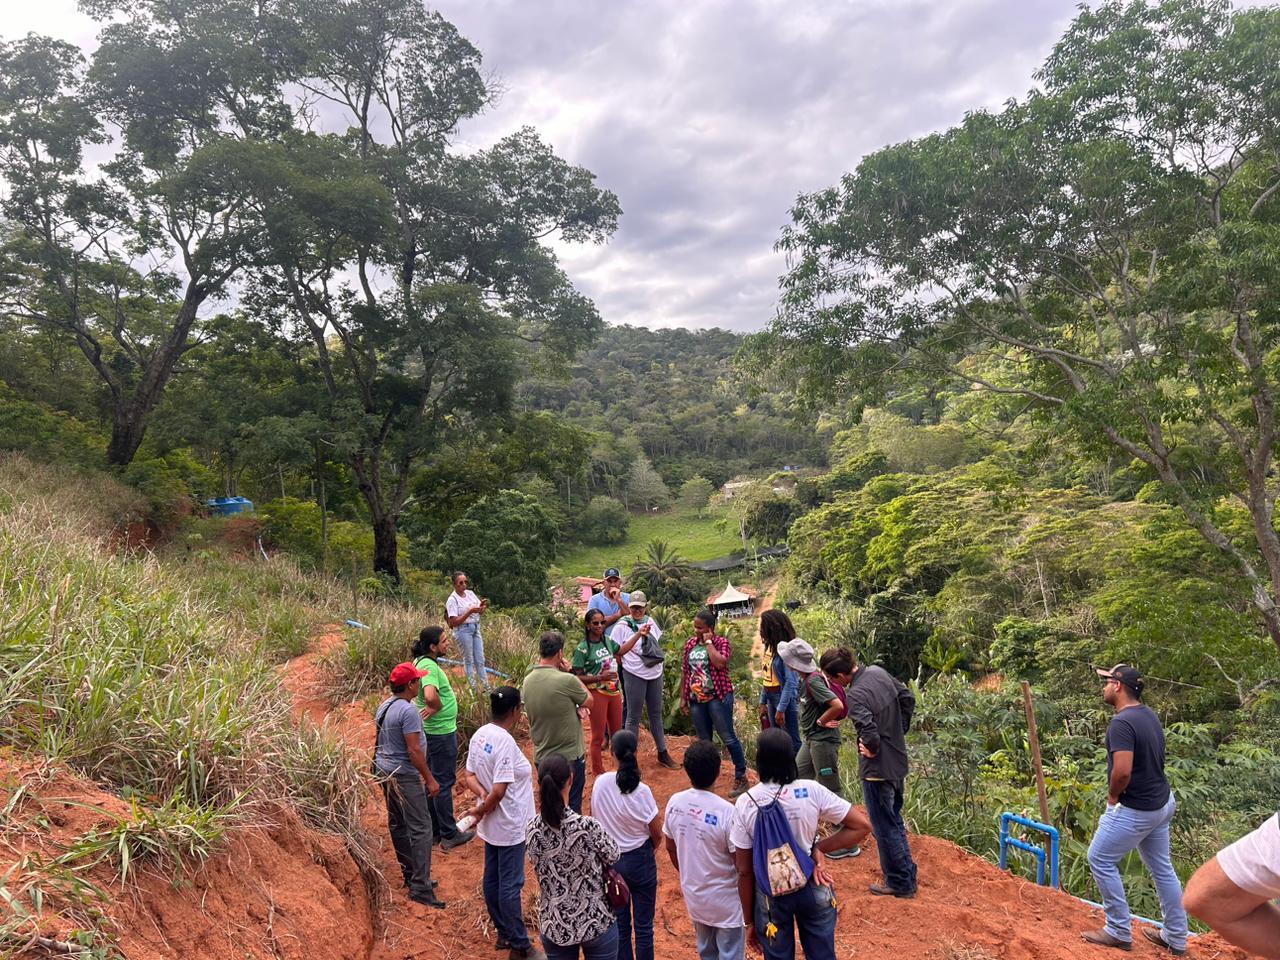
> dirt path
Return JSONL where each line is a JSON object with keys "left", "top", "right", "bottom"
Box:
{"left": 748, "top": 574, "right": 776, "bottom": 678}
{"left": 286, "top": 627, "right": 1252, "bottom": 960}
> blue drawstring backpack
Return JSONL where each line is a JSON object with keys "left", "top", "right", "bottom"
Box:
{"left": 749, "top": 785, "right": 814, "bottom": 899}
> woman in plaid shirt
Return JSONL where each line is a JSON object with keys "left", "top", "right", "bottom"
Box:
{"left": 680, "top": 608, "right": 750, "bottom": 798}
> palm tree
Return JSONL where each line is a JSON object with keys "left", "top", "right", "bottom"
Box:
{"left": 629, "top": 540, "right": 703, "bottom": 606}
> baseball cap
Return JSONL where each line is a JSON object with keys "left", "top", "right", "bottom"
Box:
{"left": 390, "top": 662, "right": 430, "bottom": 686}
{"left": 1096, "top": 663, "right": 1144, "bottom": 695}
{"left": 603, "top": 567, "right": 621, "bottom": 579}
{"left": 628, "top": 591, "right": 648, "bottom": 608}
{"left": 778, "top": 638, "right": 817, "bottom": 673}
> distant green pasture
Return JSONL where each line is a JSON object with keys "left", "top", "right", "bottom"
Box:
{"left": 554, "top": 506, "right": 740, "bottom": 577}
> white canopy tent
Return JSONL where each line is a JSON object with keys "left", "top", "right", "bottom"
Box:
{"left": 708, "top": 582, "right": 755, "bottom": 618}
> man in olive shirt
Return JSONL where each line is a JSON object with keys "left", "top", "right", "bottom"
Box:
{"left": 521, "top": 630, "right": 592, "bottom": 813}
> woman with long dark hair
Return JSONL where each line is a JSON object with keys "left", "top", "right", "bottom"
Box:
{"left": 730, "top": 729, "right": 871, "bottom": 960}
{"left": 411, "top": 626, "right": 473, "bottom": 849}
{"left": 463, "top": 686, "right": 540, "bottom": 958}
{"left": 758, "top": 609, "right": 802, "bottom": 753}
{"left": 680, "top": 607, "right": 749, "bottom": 798}
{"left": 590, "top": 731, "right": 662, "bottom": 960}
{"left": 527, "top": 754, "right": 621, "bottom": 959}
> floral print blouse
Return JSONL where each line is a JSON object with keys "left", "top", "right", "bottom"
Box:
{"left": 526, "top": 810, "right": 621, "bottom": 945}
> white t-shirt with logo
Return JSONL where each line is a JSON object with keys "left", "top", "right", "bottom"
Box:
{"left": 663, "top": 788, "right": 742, "bottom": 928}
{"left": 615, "top": 617, "right": 664, "bottom": 681}
{"left": 447, "top": 589, "right": 481, "bottom": 626}
{"left": 466, "top": 723, "right": 534, "bottom": 847}
{"left": 729, "top": 779, "right": 851, "bottom": 852}
{"left": 590, "top": 772, "right": 659, "bottom": 853}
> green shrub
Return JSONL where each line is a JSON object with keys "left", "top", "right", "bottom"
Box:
{"left": 0, "top": 384, "right": 105, "bottom": 467}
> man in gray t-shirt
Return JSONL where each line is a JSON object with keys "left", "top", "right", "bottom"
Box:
{"left": 375, "top": 662, "right": 443, "bottom": 907}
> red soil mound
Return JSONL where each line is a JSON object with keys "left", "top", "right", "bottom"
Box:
{"left": 6, "top": 626, "right": 1256, "bottom": 960}
{"left": 0, "top": 759, "right": 373, "bottom": 960}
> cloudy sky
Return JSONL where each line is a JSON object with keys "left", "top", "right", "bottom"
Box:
{"left": 10, "top": 0, "right": 1085, "bottom": 332}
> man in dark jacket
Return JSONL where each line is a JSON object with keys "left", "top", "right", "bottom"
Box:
{"left": 847, "top": 657, "right": 918, "bottom": 898}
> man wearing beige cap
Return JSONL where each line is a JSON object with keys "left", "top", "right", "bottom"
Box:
{"left": 1082, "top": 664, "right": 1187, "bottom": 954}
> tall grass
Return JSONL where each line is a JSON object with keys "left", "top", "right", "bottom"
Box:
{"left": 0, "top": 457, "right": 380, "bottom": 945}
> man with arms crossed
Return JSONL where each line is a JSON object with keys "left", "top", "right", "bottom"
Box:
{"left": 1082, "top": 664, "right": 1188, "bottom": 954}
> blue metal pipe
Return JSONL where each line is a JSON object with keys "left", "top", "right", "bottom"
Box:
{"left": 1075, "top": 897, "right": 1172, "bottom": 931}
{"left": 999, "top": 811, "right": 1061, "bottom": 888}
{"left": 437, "top": 656, "right": 512, "bottom": 680}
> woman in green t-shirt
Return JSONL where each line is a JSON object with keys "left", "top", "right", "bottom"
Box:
{"left": 412, "top": 626, "right": 473, "bottom": 850}
{"left": 573, "top": 610, "right": 640, "bottom": 775}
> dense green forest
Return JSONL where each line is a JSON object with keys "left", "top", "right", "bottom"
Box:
{"left": 2, "top": 0, "right": 1280, "bottom": 941}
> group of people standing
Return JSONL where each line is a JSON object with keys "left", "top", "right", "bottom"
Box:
{"left": 372, "top": 567, "right": 923, "bottom": 960}
{"left": 370, "top": 570, "right": 1280, "bottom": 960}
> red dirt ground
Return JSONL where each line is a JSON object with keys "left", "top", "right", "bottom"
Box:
{"left": 6, "top": 627, "right": 1258, "bottom": 960}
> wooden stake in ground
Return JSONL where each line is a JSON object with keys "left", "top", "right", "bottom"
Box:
{"left": 1021, "top": 680, "right": 1050, "bottom": 824}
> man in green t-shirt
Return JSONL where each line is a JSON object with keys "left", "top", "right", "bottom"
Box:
{"left": 412, "top": 626, "right": 473, "bottom": 850}
{"left": 522, "top": 630, "right": 591, "bottom": 813}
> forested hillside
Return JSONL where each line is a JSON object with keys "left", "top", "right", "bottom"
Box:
{"left": 3, "top": 0, "right": 1280, "bottom": 956}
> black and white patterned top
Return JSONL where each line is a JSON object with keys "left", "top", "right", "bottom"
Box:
{"left": 526, "top": 811, "right": 621, "bottom": 946}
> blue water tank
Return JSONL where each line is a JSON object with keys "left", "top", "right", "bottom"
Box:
{"left": 207, "top": 496, "right": 254, "bottom": 516}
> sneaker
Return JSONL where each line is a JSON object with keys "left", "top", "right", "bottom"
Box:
{"left": 508, "top": 948, "right": 547, "bottom": 960}
{"left": 868, "top": 882, "right": 915, "bottom": 898}
{"left": 657, "top": 751, "right": 680, "bottom": 770}
{"left": 1141, "top": 928, "right": 1184, "bottom": 956}
{"left": 409, "top": 891, "right": 447, "bottom": 909}
{"left": 1080, "top": 929, "right": 1130, "bottom": 951}
{"left": 729, "top": 777, "right": 750, "bottom": 798}
{"left": 495, "top": 936, "right": 509, "bottom": 950}
{"left": 442, "top": 829, "right": 476, "bottom": 850}
{"left": 826, "top": 845, "right": 861, "bottom": 860}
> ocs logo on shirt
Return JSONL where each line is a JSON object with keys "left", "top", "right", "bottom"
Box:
{"left": 703, "top": 812, "right": 719, "bottom": 826}
{"left": 483, "top": 742, "right": 494, "bottom": 754}
{"left": 792, "top": 787, "right": 809, "bottom": 798}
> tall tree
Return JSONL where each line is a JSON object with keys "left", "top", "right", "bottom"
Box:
{"left": 258, "top": 0, "right": 620, "bottom": 580}
{"left": 0, "top": 2, "right": 296, "bottom": 465}
{"left": 625, "top": 456, "right": 671, "bottom": 512}
{"left": 749, "top": 0, "right": 1280, "bottom": 653}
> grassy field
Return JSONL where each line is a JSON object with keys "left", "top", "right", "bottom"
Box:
{"left": 554, "top": 505, "right": 741, "bottom": 577}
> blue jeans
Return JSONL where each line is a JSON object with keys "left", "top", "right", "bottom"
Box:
{"left": 690, "top": 693, "right": 747, "bottom": 778}
{"left": 570, "top": 755, "right": 586, "bottom": 815}
{"left": 543, "top": 921, "right": 619, "bottom": 959}
{"left": 693, "top": 922, "right": 745, "bottom": 960}
{"left": 483, "top": 841, "right": 531, "bottom": 950}
{"left": 863, "top": 778, "right": 917, "bottom": 893}
{"left": 760, "top": 688, "right": 801, "bottom": 754}
{"left": 752, "top": 876, "right": 837, "bottom": 960}
{"left": 454, "top": 622, "right": 488, "bottom": 689}
{"left": 425, "top": 731, "right": 459, "bottom": 840}
{"left": 615, "top": 841, "right": 657, "bottom": 960}
{"left": 1087, "top": 794, "right": 1188, "bottom": 949}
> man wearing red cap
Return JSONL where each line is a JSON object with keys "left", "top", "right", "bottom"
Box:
{"left": 1082, "top": 664, "right": 1187, "bottom": 954}
{"left": 375, "top": 662, "right": 445, "bottom": 909}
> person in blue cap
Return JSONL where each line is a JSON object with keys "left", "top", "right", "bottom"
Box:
{"left": 587, "top": 568, "right": 631, "bottom": 723}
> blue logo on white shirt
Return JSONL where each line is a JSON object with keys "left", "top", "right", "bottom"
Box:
{"left": 704, "top": 812, "right": 719, "bottom": 826}
{"left": 793, "top": 787, "right": 809, "bottom": 798}
{"left": 483, "top": 742, "right": 493, "bottom": 753}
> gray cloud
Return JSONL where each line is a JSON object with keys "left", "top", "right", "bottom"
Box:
{"left": 434, "top": 0, "right": 1080, "bottom": 331}
{"left": 12, "top": 0, "right": 1085, "bottom": 332}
